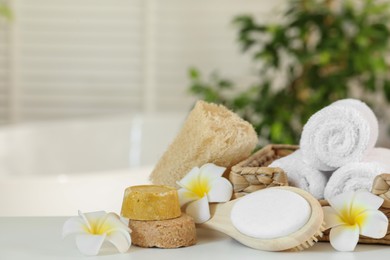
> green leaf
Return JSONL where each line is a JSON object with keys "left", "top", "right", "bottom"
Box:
{"left": 0, "top": 4, "right": 12, "bottom": 20}
{"left": 218, "top": 79, "right": 233, "bottom": 89}
{"left": 188, "top": 67, "right": 200, "bottom": 80}
{"left": 270, "top": 121, "right": 283, "bottom": 141}
{"left": 364, "top": 76, "right": 376, "bottom": 92}
{"left": 384, "top": 80, "right": 390, "bottom": 101}
{"left": 189, "top": 83, "right": 205, "bottom": 94}
{"left": 318, "top": 51, "right": 331, "bottom": 65}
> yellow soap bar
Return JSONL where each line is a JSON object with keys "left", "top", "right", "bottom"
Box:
{"left": 121, "top": 185, "right": 181, "bottom": 220}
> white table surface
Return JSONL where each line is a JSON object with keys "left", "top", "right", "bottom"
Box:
{"left": 0, "top": 166, "right": 154, "bottom": 216}
{"left": 1, "top": 217, "right": 389, "bottom": 260}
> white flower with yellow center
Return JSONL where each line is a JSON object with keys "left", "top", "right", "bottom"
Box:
{"left": 323, "top": 191, "right": 388, "bottom": 251}
{"left": 177, "top": 163, "right": 233, "bottom": 224}
{"left": 62, "top": 211, "right": 131, "bottom": 255}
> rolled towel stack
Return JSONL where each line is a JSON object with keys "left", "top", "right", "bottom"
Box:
{"left": 362, "top": 147, "right": 390, "bottom": 165}
{"left": 269, "top": 150, "right": 329, "bottom": 199}
{"left": 324, "top": 148, "right": 390, "bottom": 200}
{"left": 324, "top": 161, "right": 390, "bottom": 200}
{"left": 300, "top": 99, "right": 378, "bottom": 171}
{"left": 270, "top": 98, "right": 386, "bottom": 199}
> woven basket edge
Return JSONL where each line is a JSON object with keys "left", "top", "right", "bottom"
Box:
{"left": 232, "top": 144, "right": 299, "bottom": 171}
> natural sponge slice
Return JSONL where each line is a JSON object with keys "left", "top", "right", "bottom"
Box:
{"left": 129, "top": 214, "right": 197, "bottom": 248}
{"left": 150, "top": 100, "right": 258, "bottom": 187}
{"left": 121, "top": 185, "right": 181, "bottom": 220}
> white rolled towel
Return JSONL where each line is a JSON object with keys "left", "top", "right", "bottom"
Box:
{"left": 363, "top": 147, "right": 390, "bottom": 165}
{"left": 324, "top": 161, "right": 390, "bottom": 200}
{"left": 300, "top": 99, "right": 378, "bottom": 171}
{"left": 269, "top": 150, "right": 329, "bottom": 199}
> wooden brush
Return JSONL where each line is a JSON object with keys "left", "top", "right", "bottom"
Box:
{"left": 199, "top": 186, "right": 325, "bottom": 251}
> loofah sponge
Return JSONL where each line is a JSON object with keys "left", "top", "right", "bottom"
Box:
{"left": 150, "top": 100, "right": 258, "bottom": 187}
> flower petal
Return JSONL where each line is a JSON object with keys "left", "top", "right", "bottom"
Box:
{"left": 106, "top": 230, "right": 131, "bottom": 253}
{"left": 329, "top": 224, "right": 359, "bottom": 252}
{"left": 83, "top": 211, "right": 108, "bottom": 222}
{"left": 357, "top": 210, "right": 388, "bottom": 238}
{"left": 200, "top": 163, "right": 226, "bottom": 180}
{"left": 104, "top": 213, "right": 131, "bottom": 232}
{"left": 176, "top": 167, "right": 200, "bottom": 190}
{"left": 352, "top": 191, "right": 384, "bottom": 213}
{"left": 75, "top": 234, "right": 106, "bottom": 256}
{"left": 328, "top": 191, "right": 355, "bottom": 215}
{"left": 178, "top": 188, "right": 199, "bottom": 207}
{"left": 207, "top": 177, "right": 233, "bottom": 203}
{"left": 323, "top": 206, "right": 344, "bottom": 230}
{"left": 185, "top": 195, "right": 210, "bottom": 224}
{"left": 80, "top": 211, "right": 107, "bottom": 232}
{"left": 62, "top": 217, "right": 87, "bottom": 238}
{"left": 120, "top": 216, "right": 129, "bottom": 226}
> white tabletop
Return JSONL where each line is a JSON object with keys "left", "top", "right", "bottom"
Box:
{"left": 1, "top": 217, "right": 389, "bottom": 260}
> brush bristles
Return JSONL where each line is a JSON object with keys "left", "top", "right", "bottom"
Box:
{"left": 290, "top": 223, "right": 327, "bottom": 252}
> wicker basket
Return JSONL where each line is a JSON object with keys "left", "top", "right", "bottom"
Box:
{"left": 230, "top": 144, "right": 296, "bottom": 198}
{"left": 229, "top": 144, "right": 390, "bottom": 245}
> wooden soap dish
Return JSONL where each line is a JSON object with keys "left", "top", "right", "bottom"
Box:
{"left": 200, "top": 186, "right": 325, "bottom": 251}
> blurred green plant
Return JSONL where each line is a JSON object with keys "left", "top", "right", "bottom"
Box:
{"left": 188, "top": 0, "right": 390, "bottom": 144}
{"left": 0, "top": 2, "right": 11, "bottom": 20}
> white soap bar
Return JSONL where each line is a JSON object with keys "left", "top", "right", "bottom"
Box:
{"left": 230, "top": 189, "right": 311, "bottom": 239}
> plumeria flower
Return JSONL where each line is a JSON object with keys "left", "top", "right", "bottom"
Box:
{"left": 323, "top": 191, "right": 388, "bottom": 251}
{"left": 63, "top": 210, "right": 131, "bottom": 256}
{"left": 177, "top": 163, "right": 233, "bottom": 224}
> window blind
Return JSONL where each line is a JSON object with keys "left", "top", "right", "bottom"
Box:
{"left": 0, "top": 15, "right": 9, "bottom": 123}
{"left": 0, "top": 0, "right": 284, "bottom": 123}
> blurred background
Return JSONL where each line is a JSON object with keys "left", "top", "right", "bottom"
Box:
{"left": 0, "top": 0, "right": 389, "bottom": 215}
{"left": 0, "top": 0, "right": 286, "bottom": 177}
